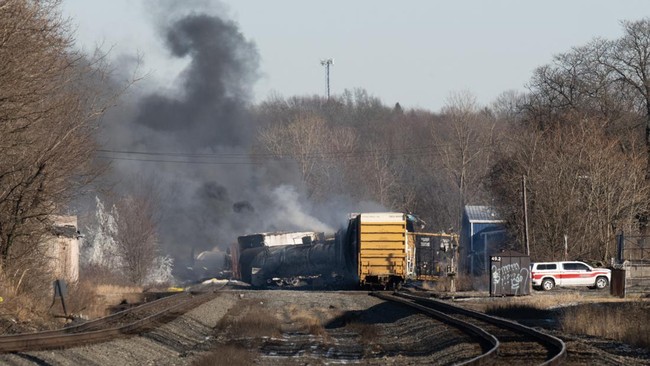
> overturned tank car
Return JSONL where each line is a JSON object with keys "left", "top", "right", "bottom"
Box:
{"left": 231, "top": 213, "right": 459, "bottom": 289}
{"left": 234, "top": 231, "right": 355, "bottom": 287}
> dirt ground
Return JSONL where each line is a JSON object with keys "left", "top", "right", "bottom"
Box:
{"left": 0, "top": 285, "right": 648, "bottom": 365}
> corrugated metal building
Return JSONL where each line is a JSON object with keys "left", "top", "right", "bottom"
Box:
{"left": 461, "top": 205, "right": 508, "bottom": 275}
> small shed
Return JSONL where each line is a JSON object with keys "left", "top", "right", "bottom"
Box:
{"left": 461, "top": 205, "right": 508, "bottom": 275}
{"left": 489, "top": 250, "right": 530, "bottom": 296}
{"left": 611, "top": 233, "right": 650, "bottom": 297}
{"left": 48, "top": 216, "right": 80, "bottom": 283}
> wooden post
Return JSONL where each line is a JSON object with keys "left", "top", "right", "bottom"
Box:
{"left": 522, "top": 175, "right": 530, "bottom": 256}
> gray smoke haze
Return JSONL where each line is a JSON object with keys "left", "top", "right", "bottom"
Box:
{"left": 136, "top": 13, "right": 256, "bottom": 147}
{"left": 97, "top": 4, "right": 384, "bottom": 276}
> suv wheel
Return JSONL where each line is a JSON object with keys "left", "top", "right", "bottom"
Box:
{"left": 595, "top": 276, "right": 609, "bottom": 289}
{"left": 542, "top": 278, "right": 555, "bottom": 291}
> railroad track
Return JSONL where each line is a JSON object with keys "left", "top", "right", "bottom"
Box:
{"left": 252, "top": 290, "right": 484, "bottom": 363}
{"left": 373, "top": 291, "right": 566, "bottom": 365}
{"left": 0, "top": 288, "right": 221, "bottom": 353}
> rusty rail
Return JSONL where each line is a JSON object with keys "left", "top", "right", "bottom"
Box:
{"left": 0, "top": 290, "right": 218, "bottom": 353}
{"left": 373, "top": 291, "right": 566, "bottom": 366}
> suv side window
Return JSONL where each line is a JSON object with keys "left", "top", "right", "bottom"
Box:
{"left": 537, "top": 264, "right": 556, "bottom": 270}
{"left": 574, "top": 263, "right": 590, "bottom": 271}
{"left": 563, "top": 263, "right": 589, "bottom": 271}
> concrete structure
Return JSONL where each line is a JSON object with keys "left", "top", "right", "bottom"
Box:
{"left": 47, "top": 216, "right": 80, "bottom": 283}
{"left": 620, "top": 261, "right": 650, "bottom": 296}
{"left": 611, "top": 233, "right": 650, "bottom": 297}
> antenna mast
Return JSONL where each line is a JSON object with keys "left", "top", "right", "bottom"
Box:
{"left": 320, "top": 58, "right": 333, "bottom": 100}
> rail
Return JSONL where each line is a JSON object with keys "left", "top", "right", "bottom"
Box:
{"left": 0, "top": 290, "right": 219, "bottom": 353}
{"left": 373, "top": 291, "right": 566, "bottom": 366}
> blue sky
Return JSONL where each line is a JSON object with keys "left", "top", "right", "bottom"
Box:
{"left": 62, "top": 0, "right": 650, "bottom": 112}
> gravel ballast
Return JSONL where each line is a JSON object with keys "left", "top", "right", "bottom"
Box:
{"left": 0, "top": 288, "right": 648, "bottom": 365}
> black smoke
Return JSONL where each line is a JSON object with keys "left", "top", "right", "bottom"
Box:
{"left": 135, "top": 14, "right": 256, "bottom": 148}
{"left": 94, "top": 5, "right": 384, "bottom": 280}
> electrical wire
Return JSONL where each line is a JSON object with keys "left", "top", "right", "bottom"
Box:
{"left": 95, "top": 145, "right": 442, "bottom": 165}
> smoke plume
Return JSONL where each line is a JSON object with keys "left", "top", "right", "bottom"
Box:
{"left": 95, "top": 3, "right": 383, "bottom": 278}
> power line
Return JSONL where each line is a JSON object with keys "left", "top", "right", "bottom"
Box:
{"left": 95, "top": 155, "right": 266, "bottom": 165}
{"left": 95, "top": 145, "right": 445, "bottom": 165}
{"left": 97, "top": 144, "right": 448, "bottom": 159}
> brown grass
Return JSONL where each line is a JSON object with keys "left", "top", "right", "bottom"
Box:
{"left": 482, "top": 293, "right": 650, "bottom": 349}
{"left": 94, "top": 284, "right": 143, "bottom": 296}
{"left": 192, "top": 345, "right": 252, "bottom": 366}
{"left": 560, "top": 302, "right": 650, "bottom": 349}
{"left": 282, "top": 304, "right": 329, "bottom": 337}
{"left": 484, "top": 292, "right": 585, "bottom": 313}
{"left": 0, "top": 262, "right": 150, "bottom": 333}
{"left": 210, "top": 298, "right": 337, "bottom": 362}
{"left": 79, "top": 264, "right": 132, "bottom": 287}
{"left": 0, "top": 270, "right": 55, "bottom": 332}
{"left": 216, "top": 299, "right": 282, "bottom": 338}
{"left": 346, "top": 321, "right": 379, "bottom": 341}
{"left": 418, "top": 275, "right": 474, "bottom": 292}
{"left": 62, "top": 280, "right": 99, "bottom": 315}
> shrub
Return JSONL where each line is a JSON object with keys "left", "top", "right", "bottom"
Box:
{"left": 560, "top": 302, "right": 650, "bottom": 349}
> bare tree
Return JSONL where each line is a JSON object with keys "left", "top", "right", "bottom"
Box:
{"left": 604, "top": 19, "right": 650, "bottom": 168}
{"left": 434, "top": 91, "right": 497, "bottom": 230}
{"left": 0, "top": 0, "right": 108, "bottom": 282}
{"left": 112, "top": 189, "right": 160, "bottom": 285}
{"left": 488, "top": 119, "right": 650, "bottom": 261}
{"left": 519, "top": 18, "right": 650, "bottom": 242}
{"left": 257, "top": 112, "right": 356, "bottom": 200}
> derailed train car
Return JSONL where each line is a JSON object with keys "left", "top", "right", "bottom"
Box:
{"left": 232, "top": 212, "right": 455, "bottom": 288}
{"left": 235, "top": 232, "right": 352, "bottom": 287}
{"left": 240, "top": 240, "right": 351, "bottom": 287}
{"left": 410, "top": 232, "right": 459, "bottom": 281}
{"left": 347, "top": 212, "right": 410, "bottom": 288}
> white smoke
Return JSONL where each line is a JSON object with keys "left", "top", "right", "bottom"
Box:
{"left": 267, "top": 185, "right": 335, "bottom": 233}
{"left": 81, "top": 196, "right": 174, "bottom": 285}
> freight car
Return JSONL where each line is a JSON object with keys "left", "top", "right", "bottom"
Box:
{"left": 233, "top": 212, "right": 414, "bottom": 289}
{"left": 346, "top": 212, "right": 409, "bottom": 289}
{"left": 409, "top": 232, "right": 459, "bottom": 281}
{"left": 232, "top": 231, "right": 349, "bottom": 286}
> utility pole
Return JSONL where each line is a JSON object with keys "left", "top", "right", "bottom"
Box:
{"left": 320, "top": 58, "right": 333, "bottom": 100}
{"left": 522, "top": 175, "right": 530, "bottom": 255}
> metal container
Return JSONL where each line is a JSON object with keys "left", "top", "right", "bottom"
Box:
{"left": 354, "top": 213, "right": 407, "bottom": 287}
{"left": 489, "top": 250, "right": 530, "bottom": 296}
{"left": 412, "top": 233, "right": 458, "bottom": 280}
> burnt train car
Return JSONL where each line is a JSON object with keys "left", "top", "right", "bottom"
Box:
{"left": 233, "top": 212, "right": 415, "bottom": 289}
{"left": 409, "top": 232, "right": 459, "bottom": 281}
{"left": 233, "top": 231, "right": 351, "bottom": 287}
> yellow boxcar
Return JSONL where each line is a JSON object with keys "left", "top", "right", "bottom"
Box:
{"left": 356, "top": 213, "right": 407, "bottom": 288}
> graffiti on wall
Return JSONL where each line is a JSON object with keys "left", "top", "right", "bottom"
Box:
{"left": 491, "top": 258, "right": 530, "bottom": 295}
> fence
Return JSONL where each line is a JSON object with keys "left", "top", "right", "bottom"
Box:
{"left": 613, "top": 233, "right": 650, "bottom": 297}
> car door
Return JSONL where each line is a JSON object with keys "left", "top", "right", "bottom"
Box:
{"left": 560, "top": 262, "right": 580, "bottom": 286}
{"left": 562, "top": 262, "right": 593, "bottom": 286}
{"left": 573, "top": 262, "right": 594, "bottom": 285}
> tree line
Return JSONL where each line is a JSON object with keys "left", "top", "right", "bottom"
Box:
{"left": 252, "top": 19, "right": 650, "bottom": 263}
{"left": 1, "top": 0, "right": 650, "bottom": 298}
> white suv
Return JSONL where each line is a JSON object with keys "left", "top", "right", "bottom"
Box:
{"left": 530, "top": 261, "right": 610, "bottom": 291}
